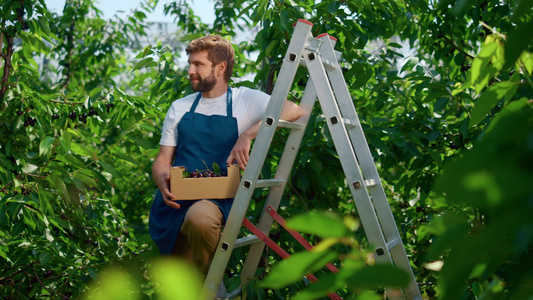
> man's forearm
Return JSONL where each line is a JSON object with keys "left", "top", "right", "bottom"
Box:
{"left": 152, "top": 145, "right": 176, "bottom": 190}
{"left": 280, "top": 100, "right": 303, "bottom": 122}
{"left": 152, "top": 158, "right": 171, "bottom": 190}
{"left": 244, "top": 101, "right": 302, "bottom": 141}
{"left": 242, "top": 120, "right": 262, "bottom": 141}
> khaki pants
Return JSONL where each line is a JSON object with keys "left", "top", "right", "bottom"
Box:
{"left": 172, "top": 200, "right": 223, "bottom": 275}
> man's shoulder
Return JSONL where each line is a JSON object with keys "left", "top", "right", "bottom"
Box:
{"left": 169, "top": 92, "right": 198, "bottom": 107}
{"left": 231, "top": 86, "right": 269, "bottom": 100}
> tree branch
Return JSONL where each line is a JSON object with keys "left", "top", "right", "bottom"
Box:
{"left": 0, "top": 33, "right": 14, "bottom": 101}
{"left": 50, "top": 99, "right": 85, "bottom": 105}
{"left": 480, "top": 21, "right": 507, "bottom": 40}
{"left": 32, "top": 265, "right": 57, "bottom": 297}
{"left": 0, "top": 30, "right": 4, "bottom": 59}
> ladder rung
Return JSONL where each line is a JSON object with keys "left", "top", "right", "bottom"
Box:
{"left": 255, "top": 179, "right": 284, "bottom": 188}
{"left": 386, "top": 238, "right": 400, "bottom": 250}
{"left": 364, "top": 179, "right": 376, "bottom": 187}
{"left": 235, "top": 235, "right": 261, "bottom": 248}
{"left": 277, "top": 120, "right": 305, "bottom": 130}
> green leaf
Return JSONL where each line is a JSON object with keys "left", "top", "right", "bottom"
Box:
{"left": 504, "top": 20, "right": 533, "bottom": 69}
{"left": 60, "top": 130, "right": 72, "bottom": 152}
{"left": 47, "top": 173, "right": 71, "bottom": 202}
{"left": 70, "top": 142, "right": 93, "bottom": 156}
{"left": 519, "top": 51, "right": 533, "bottom": 75}
{"left": 343, "top": 215, "right": 360, "bottom": 232}
{"left": 132, "top": 57, "right": 157, "bottom": 72}
{"left": 99, "top": 161, "right": 122, "bottom": 179}
{"left": 38, "top": 17, "right": 51, "bottom": 35}
{"left": 327, "top": 1, "right": 341, "bottom": 14}
{"left": 23, "top": 209, "right": 37, "bottom": 230}
{"left": 427, "top": 149, "right": 443, "bottom": 168}
{"left": 389, "top": 42, "right": 403, "bottom": 49}
{"left": 39, "top": 253, "right": 51, "bottom": 265}
{"left": 138, "top": 124, "right": 157, "bottom": 132}
{"left": 265, "top": 40, "right": 279, "bottom": 57}
{"left": 135, "top": 45, "right": 154, "bottom": 59}
{"left": 89, "top": 87, "right": 103, "bottom": 98}
{"left": 290, "top": 271, "right": 343, "bottom": 300}
{"left": 128, "top": 136, "right": 155, "bottom": 150}
{"left": 56, "top": 154, "right": 86, "bottom": 169}
{"left": 72, "top": 172, "right": 98, "bottom": 188}
{"left": 469, "top": 80, "right": 519, "bottom": 128}
{"left": 67, "top": 128, "right": 82, "bottom": 137}
{"left": 471, "top": 42, "right": 498, "bottom": 87}
{"left": 135, "top": 11, "right": 147, "bottom": 20}
{"left": 149, "top": 258, "right": 202, "bottom": 300}
{"left": 39, "top": 136, "right": 55, "bottom": 157}
{"left": 261, "top": 250, "right": 338, "bottom": 289}
{"left": 423, "top": 212, "right": 470, "bottom": 259}
{"left": 286, "top": 211, "right": 348, "bottom": 238}
{"left": 112, "top": 152, "right": 140, "bottom": 165}
{"left": 0, "top": 247, "right": 8, "bottom": 261}
{"left": 179, "top": 32, "right": 205, "bottom": 42}
{"left": 472, "top": 281, "right": 483, "bottom": 299}
{"left": 345, "top": 264, "right": 410, "bottom": 290}
{"left": 84, "top": 267, "right": 141, "bottom": 300}
{"left": 212, "top": 162, "right": 221, "bottom": 174}
{"left": 309, "top": 157, "right": 323, "bottom": 174}
{"left": 511, "top": 0, "right": 533, "bottom": 22}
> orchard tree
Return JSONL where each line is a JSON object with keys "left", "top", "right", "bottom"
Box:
{"left": 0, "top": 0, "right": 176, "bottom": 298}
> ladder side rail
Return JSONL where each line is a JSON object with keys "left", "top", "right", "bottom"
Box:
{"left": 304, "top": 48, "right": 393, "bottom": 264}
{"left": 306, "top": 49, "right": 403, "bottom": 300}
{"left": 317, "top": 35, "right": 401, "bottom": 247}
{"left": 306, "top": 47, "right": 406, "bottom": 300}
{"left": 201, "top": 20, "right": 315, "bottom": 300}
{"left": 239, "top": 77, "right": 319, "bottom": 284}
{"left": 318, "top": 36, "right": 422, "bottom": 300}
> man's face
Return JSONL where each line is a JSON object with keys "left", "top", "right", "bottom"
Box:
{"left": 188, "top": 50, "right": 217, "bottom": 93}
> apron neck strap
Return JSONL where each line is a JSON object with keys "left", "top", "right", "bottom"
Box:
{"left": 189, "top": 87, "right": 233, "bottom": 117}
{"left": 226, "top": 87, "right": 233, "bottom": 117}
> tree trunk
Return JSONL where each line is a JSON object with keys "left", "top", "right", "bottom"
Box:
{"left": 0, "top": 31, "right": 14, "bottom": 103}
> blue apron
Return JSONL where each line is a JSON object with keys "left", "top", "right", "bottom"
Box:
{"left": 149, "top": 88, "right": 238, "bottom": 254}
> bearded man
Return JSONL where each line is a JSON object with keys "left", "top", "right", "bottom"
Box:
{"left": 149, "top": 35, "right": 302, "bottom": 299}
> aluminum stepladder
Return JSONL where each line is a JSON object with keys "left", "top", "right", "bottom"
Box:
{"left": 202, "top": 19, "right": 422, "bottom": 300}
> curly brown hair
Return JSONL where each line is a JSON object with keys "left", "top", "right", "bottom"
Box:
{"left": 186, "top": 35, "right": 235, "bottom": 83}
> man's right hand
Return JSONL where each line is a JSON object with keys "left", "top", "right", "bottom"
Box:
{"left": 160, "top": 173, "right": 180, "bottom": 209}
{"left": 152, "top": 145, "right": 180, "bottom": 209}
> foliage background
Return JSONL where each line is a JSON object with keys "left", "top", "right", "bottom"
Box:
{"left": 0, "top": 0, "right": 532, "bottom": 299}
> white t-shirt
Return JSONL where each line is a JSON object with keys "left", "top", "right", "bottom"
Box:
{"left": 159, "top": 87, "right": 271, "bottom": 146}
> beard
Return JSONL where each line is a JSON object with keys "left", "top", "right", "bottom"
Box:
{"left": 190, "top": 68, "right": 217, "bottom": 93}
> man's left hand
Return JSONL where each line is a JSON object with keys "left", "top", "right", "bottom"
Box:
{"left": 226, "top": 133, "right": 252, "bottom": 170}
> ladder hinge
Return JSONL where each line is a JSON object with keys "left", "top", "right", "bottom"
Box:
{"left": 364, "top": 179, "right": 376, "bottom": 187}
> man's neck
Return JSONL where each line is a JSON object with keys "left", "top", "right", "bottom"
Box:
{"left": 201, "top": 82, "right": 229, "bottom": 98}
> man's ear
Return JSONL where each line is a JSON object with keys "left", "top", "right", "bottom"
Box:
{"left": 216, "top": 61, "right": 227, "bottom": 78}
